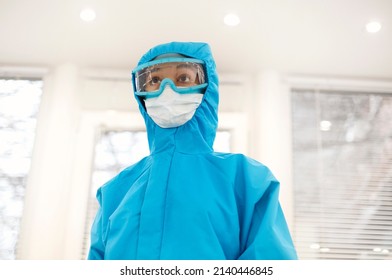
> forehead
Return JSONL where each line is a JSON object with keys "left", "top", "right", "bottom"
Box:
{"left": 147, "top": 62, "right": 198, "bottom": 73}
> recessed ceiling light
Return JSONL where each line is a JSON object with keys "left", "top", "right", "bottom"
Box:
{"left": 224, "top": 13, "right": 240, "bottom": 26}
{"left": 80, "top": 8, "right": 96, "bottom": 22}
{"left": 366, "top": 21, "right": 382, "bottom": 33}
{"left": 320, "top": 120, "right": 332, "bottom": 131}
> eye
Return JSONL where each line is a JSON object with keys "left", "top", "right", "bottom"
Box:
{"left": 150, "top": 76, "right": 161, "bottom": 85}
{"left": 143, "top": 75, "right": 162, "bottom": 91}
{"left": 177, "top": 74, "right": 192, "bottom": 84}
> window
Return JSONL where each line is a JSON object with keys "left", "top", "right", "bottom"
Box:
{"left": 0, "top": 78, "right": 43, "bottom": 260}
{"left": 81, "top": 129, "right": 232, "bottom": 259}
{"left": 291, "top": 88, "right": 392, "bottom": 259}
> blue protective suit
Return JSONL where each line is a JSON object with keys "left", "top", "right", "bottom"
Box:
{"left": 88, "top": 42, "right": 298, "bottom": 260}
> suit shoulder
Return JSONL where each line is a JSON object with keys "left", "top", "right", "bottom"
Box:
{"left": 99, "top": 156, "right": 151, "bottom": 192}
{"left": 212, "top": 152, "right": 268, "bottom": 167}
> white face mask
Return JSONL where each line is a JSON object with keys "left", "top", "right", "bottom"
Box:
{"left": 144, "top": 86, "right": 203, "bottom": 128}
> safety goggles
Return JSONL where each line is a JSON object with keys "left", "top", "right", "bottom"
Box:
{"left": 132, "top": 57, "right": 207, "bottom": 98}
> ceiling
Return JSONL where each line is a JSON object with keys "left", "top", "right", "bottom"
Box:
{"left": 1, "top": 0, "right": 391, "bottom": 79}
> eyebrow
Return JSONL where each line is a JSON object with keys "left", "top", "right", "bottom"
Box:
{"left": 149, "top": 67, "right": 161, "bottom": 73}
{"left": 148, "top": 64, "right": 175, "bottom": 73}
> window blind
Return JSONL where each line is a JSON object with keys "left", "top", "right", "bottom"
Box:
{"left": 291, "top": 89, "right": 392, "bottom": 260}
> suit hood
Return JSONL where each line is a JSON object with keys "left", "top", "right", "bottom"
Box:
{"left": 132, "top": 42, "right": 219, "bottom": 154}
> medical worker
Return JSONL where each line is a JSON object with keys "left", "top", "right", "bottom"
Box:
{"left": 88, "top": 42, "right": 298, "bottom": 260}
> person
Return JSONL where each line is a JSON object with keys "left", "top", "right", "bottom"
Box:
{"left": 87, "top": 41, "right": 298, "bottom": 260}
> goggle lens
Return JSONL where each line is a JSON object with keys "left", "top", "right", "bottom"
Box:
{"left": 133, "top": 58, "right": 206, "bottom": 95}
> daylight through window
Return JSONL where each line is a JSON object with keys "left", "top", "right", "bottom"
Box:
{"left": 0, "top": 79, "right": 43, "bottom": 260}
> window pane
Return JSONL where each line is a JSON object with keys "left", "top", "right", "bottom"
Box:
{"left": 0, "top": 79, "right": 43, "bottom": 260}
{"left": 292, "top": 89, "right": 392, "bottom": 260}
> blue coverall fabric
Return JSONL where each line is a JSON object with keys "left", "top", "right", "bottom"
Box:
{"left": 88, "top": 42, "right": 298, "bottom": 260}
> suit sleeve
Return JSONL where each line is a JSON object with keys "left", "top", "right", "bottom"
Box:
{"left": 87, "top": 189, "right": 105, "bottom": 260}
{"left": 237, "top": 167, "right": 298, "bottom": 260}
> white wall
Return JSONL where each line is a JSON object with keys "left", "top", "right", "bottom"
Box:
{"left": 18, "top": 64, "right": 82, "bottom": 259}
{"left": 17, "top": 65, "right": 294, "bottom": 259}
